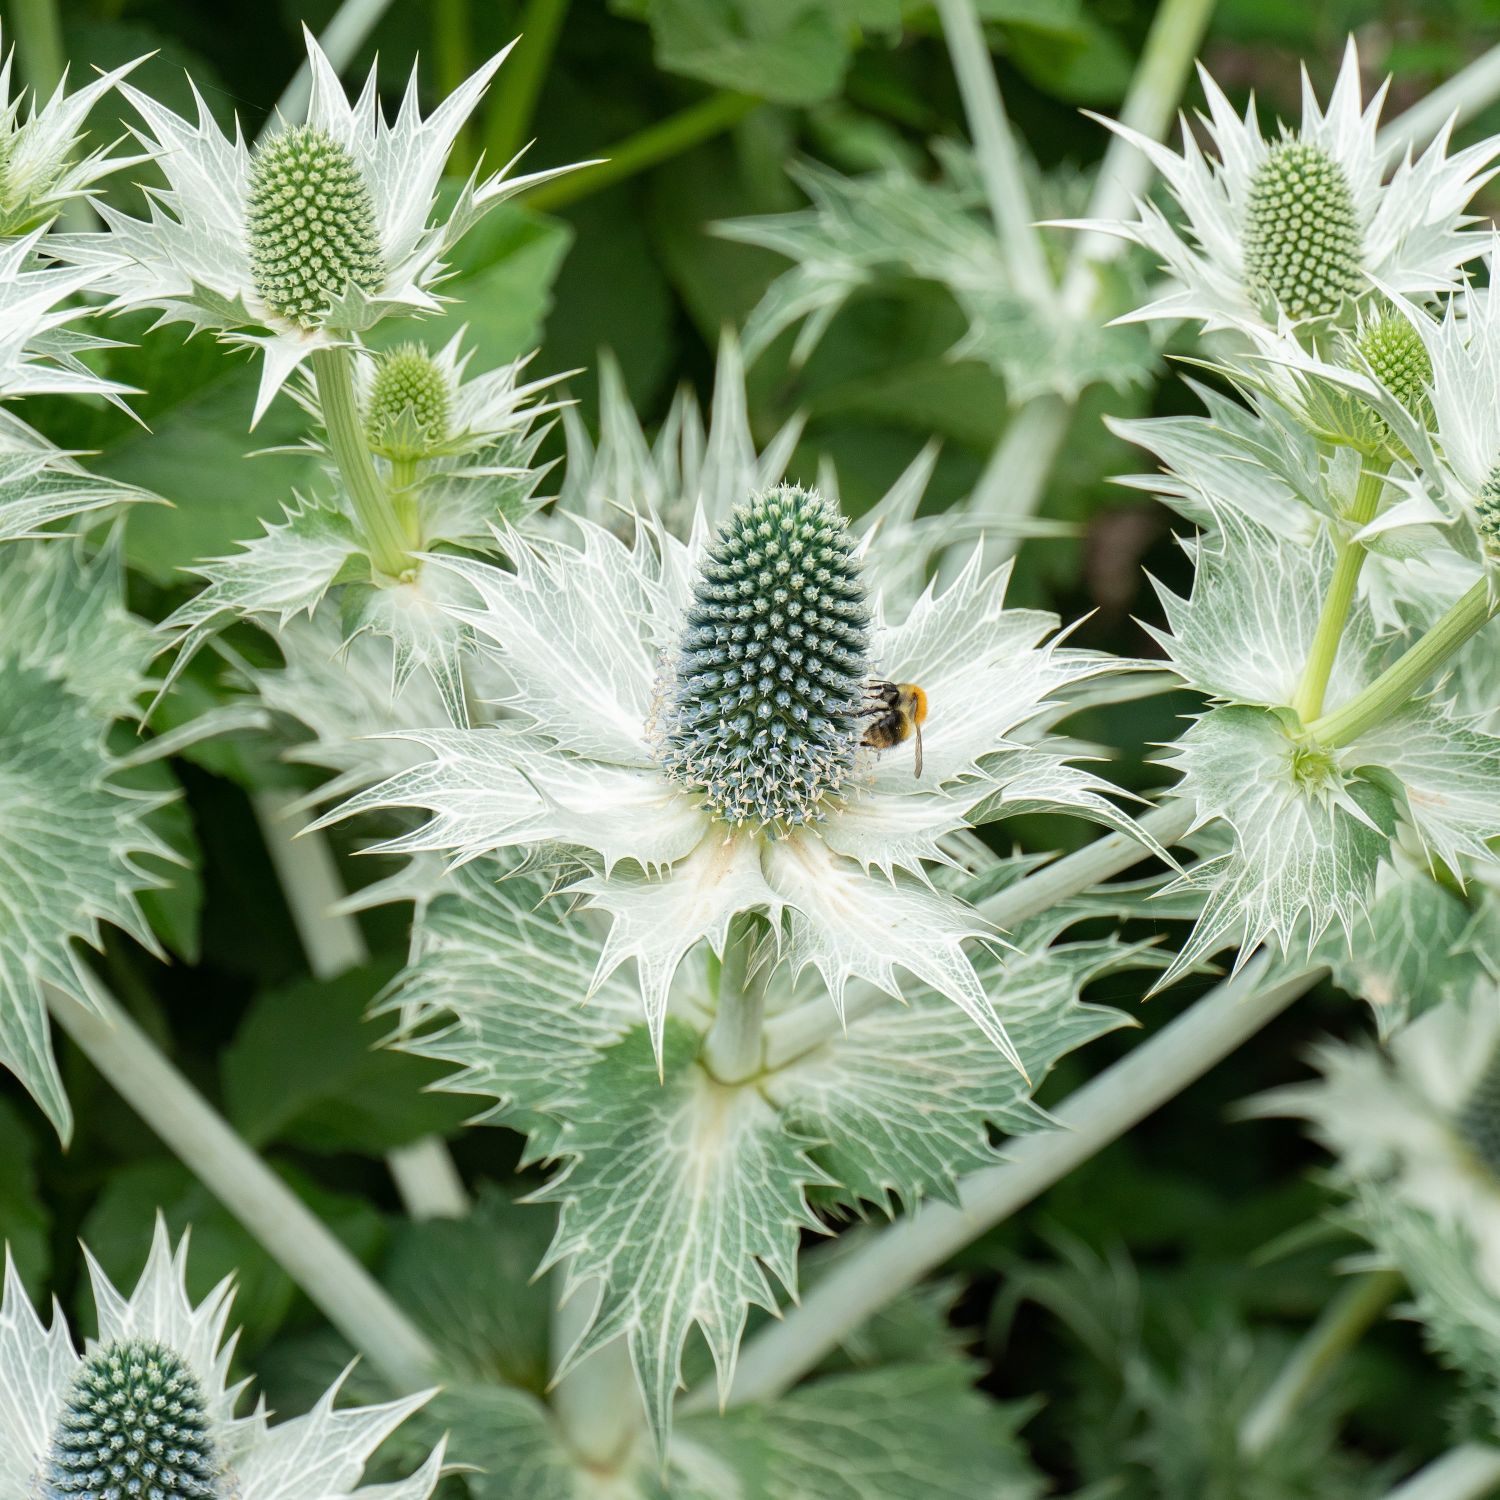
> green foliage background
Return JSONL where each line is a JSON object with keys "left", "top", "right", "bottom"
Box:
{"left": 7, "top": 0, "right": 1500, "bottom": 1490}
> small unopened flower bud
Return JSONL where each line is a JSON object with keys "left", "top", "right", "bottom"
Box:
{"left": 659, "top": 483, "right": 871, "bottom": 828}
{"left": 1477, "top": 474, "right": 1500, "bottom": 559}
{"left": 1243, "top": 139, "right": 1363, "bottom": 321}
{"left": 1357, "top": 313, "right": 1432, "bottom": 412}
{"left": 46, "top": 1338, "right": 220, "bottom": 1499}
{"left": 246, "top": 125, "right": 384, "bottom": 328}
{"left": 364, "top": 344, "right": 452, "bottom": 461}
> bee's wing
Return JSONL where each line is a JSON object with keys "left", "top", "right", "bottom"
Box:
{"left": 912, "top": 717, "right": 923, "bottom": 778}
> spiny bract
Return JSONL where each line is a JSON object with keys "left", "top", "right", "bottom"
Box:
{"left": 365, "top": 343, "right": 452, "bottom": 459}
{"left": 1242, "top": 139, "right": 1363, "bottom": 320}
{"left": 45, "top": 1337, "right": 220, "bottom": 1500}
{"left": 246, "top": 125, "right": 385, "bottom": 327}
{"left": 659, "top": 482, "right": 871, "bottom": 828}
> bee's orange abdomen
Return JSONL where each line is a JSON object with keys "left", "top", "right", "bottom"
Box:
{"left": 906, "top": 684, "right": 928, "bottom": 724}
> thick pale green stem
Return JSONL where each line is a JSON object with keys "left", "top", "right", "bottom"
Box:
{"left": 1311, "top": 578, "right": 1498, "bottom": 748}
{"left": 959, "top": 0, "right": 1217, "bottom": 547}
{"left": 1379, "top": 45, "right": 1500, "bottom": 154}
{"left": 1292, "top": 462, "right": 1390, "bottom": 723}
{"left": 484, "top": 0, "right": 573, "bottom": 166}
{"left": 389, "top": 454, "right": 421, "bottom": 544}
{"left": 46, "top": 982, "right": 439, "bottom": 1391}
{"left": 550, "top": 1276, "right": 643, "bottom": 1468}
{"left": 1060, "top": 0, "right": 1218, "bottom": 294}
{"left": 936, "top": 0, "right": 1051, "bottom": 298}
{"left": 762, "top": 798, "right": 1195, "bottom": 1069}
{"left": 1381, "top": 1447, "right": 1500, "bottom": 1500}
{"left": 526, "top": 92, "right": 757, "bottom": 214}
{"left": 255, "top": 788, "right": 470, "bottom": 1222}
{"left": 9, "top": 0, "right": 64, "bottom": 96}
{"left": 313, "top": 345, "right": 413, "bottom": 579}
{"left": 434, "top": 0, "right": 475, "bottom": 174}
{"left": 1239, "top": 1269, "right": 1403, "bottom": 1457}
{"left": 706, "top": 957, "right": 1323, "bottom": 1408}
{"left": 702, "top": 914, "right": 768, "bottom": 1084}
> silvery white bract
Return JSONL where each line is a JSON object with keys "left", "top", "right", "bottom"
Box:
{"left": 0, "top": 1219, "right": 444, "bottom": 1500}
{"left": 1151, "top": 509, "right": 1500, "bottom": 983}
{"left": 55, "top": 29, "right": 583, "bottom": 422}
{"left": 559, "top": 330, "right": 978, "bottom": 603}
{"left": 0, "top": 42, "right": 145, "bottom": 234}
{"left": 0, "top": 230, "right": 134, "bottom": 410}
{"left": 1256, "top": 990, "right": 1500, "bottom": 1293}
{"left": 323, "top": 482, "right": 1149, "bottom": 1071}
{"left": 1070, "top": 40, "right": 1500, "bottom": 334}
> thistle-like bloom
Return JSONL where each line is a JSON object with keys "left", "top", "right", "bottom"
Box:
{"left": 1071, "top": 40, "right": 1500, "bottom": 333}
{"left": 1257, "top": 990, "right": 1500, "bottom": 1296}
{"left": 325, "top": 482, "right": 1144, "bottom": 1063}
{"left": 0, "top": 41, "right": 144, "bottom": 234}
{"left": 0, "top": 1220, "right": 443, "bottom": 1500}
{"left": 56, "top": 29, "right": 583, "bottom": 422}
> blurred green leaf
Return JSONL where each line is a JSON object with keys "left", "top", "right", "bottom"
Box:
{"left": 222, "top": 960, "right": 474, "bottom": 1153}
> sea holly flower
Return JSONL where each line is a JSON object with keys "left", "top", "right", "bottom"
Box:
{"left": 0, "top": 42, "right": 145, "bottom": 234}
{"left": 159, "top": 335, "right": 558, "bottom": 724}
{"left": 325, "top": 481, "right": 1150, "bottom": 1065}
{"left": 0, "top": 1218, "right": 444, "bottom": 1500}
{"left": 1071, "top": 39, "right": 1500, "bottom": 334}
{"left": 55, "top": 28, "right": 585, "bottom": 422}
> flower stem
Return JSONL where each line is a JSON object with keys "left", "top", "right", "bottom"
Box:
{"left": 1379, "top": 1446, "right": 1500, "bottom": 1500}
{"left": 958, "top": 0, "right": 1217, "bottom": 551}
{"left": 1379, "top": 45, "right": 1500, "bottom": 154}
{"left": 525, "top": 92, "right": 758, "bottom": 214}
{"left": 762, "top": 798, "right": 1195, "bottom": 1069}
{"left": 483, "top": 0, "right": 573, "bottom": 166}
{"left": 254, "top": 788, "right": 470, "bottom": 1222}
{"left": 312, "top": 345, "right": 413, "bottom": 580}
{"left": 705, "top": 956, "right": 1323, "bottom": 1408}
{"left": 936, "top": 0, "right": 1051, "bottom": 299}
{"left": 702, "top": 913, "right": 768, "bottom": 1084}
{"left": 46, "top": 980, "right": 440, "bottom": 1391}
{"left": 10, "top": 0, "right": 64, "bottom": 96}
{"left": 550, "top": 1274, "right": 642, "bottom": 1468}
{"left": 1310, "top": 577, "right": 1498, "bottom": 748}
{"left": 1239, "top": 1269, "right": 1403, "bottom": 1457}
{"left": 1292, "top": 461, "right": 1390, "bottom": 723}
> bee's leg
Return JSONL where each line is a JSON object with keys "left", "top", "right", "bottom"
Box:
{"left": 912, "top": 719, "right": 923, "bottom": 779}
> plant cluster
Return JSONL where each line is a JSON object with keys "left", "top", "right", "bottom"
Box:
{"left": 4, "top": 3, "right": 1500, "bottom": 1497}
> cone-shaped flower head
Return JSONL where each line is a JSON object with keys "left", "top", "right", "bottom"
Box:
{"left": 46, "top": 1338, "right": 219, "bottom": 1499}
{"left": 1071, "top": 40, "right": 1500, "bottom": 335}
{"left": 1242, "top": 139, "right": 1363, "bottom": 321}
{"left": 659, "top": 484, "right": 870, "bottom": 827}
{"left": 246, "top": 125, "right": 384, "bottom": 329}
{"left": 364, "top": 342, "right": 452, "bottom": 460}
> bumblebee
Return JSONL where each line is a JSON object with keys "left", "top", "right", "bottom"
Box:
{"left": 859, "top": 681, "right": 928, "bottom": 778}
